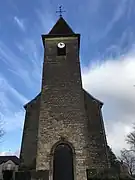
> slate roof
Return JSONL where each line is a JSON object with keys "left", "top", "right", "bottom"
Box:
{"left": 0, "top": 156, "right": 20, "bottom": 165}
{"left": 83, "top": 89, "right": 103, "bottom": 107}
{"left": 24, "top": 93, "right": 41, "bottom": 109}
{"left": 49, "top": 17, "right": 75, "bottom": 35}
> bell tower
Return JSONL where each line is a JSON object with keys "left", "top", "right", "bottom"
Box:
{"left": 40, "top": 17, "right": 82, "bottom": 93}
{"left": 35, "top": 16, "right": 109, "bottom": 180}
{"left": 36, "top": 17, "right": 90, "bottom": 180}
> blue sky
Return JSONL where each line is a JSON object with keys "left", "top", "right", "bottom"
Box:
{"left": 0, "top": 0, "right": 135, "bottom": 156}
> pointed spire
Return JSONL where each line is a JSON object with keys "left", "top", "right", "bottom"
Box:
{"left": 48, "top": 17, "right": 75, "bottom": 35}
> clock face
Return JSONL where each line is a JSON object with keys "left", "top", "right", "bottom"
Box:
{"left": 57, "top": 42, "right": 65, "bottom": 48}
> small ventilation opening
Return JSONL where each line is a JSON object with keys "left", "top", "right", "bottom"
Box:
{"left": 57, "top": 46, "right": 66, "bottom": 56}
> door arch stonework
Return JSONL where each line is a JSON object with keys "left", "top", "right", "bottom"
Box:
{"left": 50, "top": 140, "right": 76, "bottom": 180}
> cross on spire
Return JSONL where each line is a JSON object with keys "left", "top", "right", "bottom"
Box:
{"left": 56, "top": 6, "right": 66, "bottom": 17}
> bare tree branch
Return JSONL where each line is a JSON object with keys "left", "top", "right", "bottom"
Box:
{"left": 119, "top": 149, "right": 135, "bottom": 176}
{"left": 126, "top": 123, "right": 135, "bottom": 150}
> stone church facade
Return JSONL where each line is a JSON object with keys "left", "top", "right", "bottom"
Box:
{"left": 19, "top": 17, "right": 109, "bottom": 180}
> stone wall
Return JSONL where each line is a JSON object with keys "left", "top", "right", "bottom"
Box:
{"left": 36, "top": 35, "right": 109, "bottom": 180}
{"left": 36, "top": 36, "right": 91, "bottom": 180}
{"left": 19, "top": 34, "right": 109, "bottom": 180}
{"left": 84, "top": 90, "right": 109, "bottom": 169}
{"left": 19, "top": 94, "right": 41, "bottom": 170}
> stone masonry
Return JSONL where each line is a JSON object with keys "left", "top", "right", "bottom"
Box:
{"left": 19, "top": 17, "right": 109, "bottom": 180}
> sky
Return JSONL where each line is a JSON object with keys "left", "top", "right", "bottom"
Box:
{"left": 0, "top": 0, "right": 135, "bottom": 157}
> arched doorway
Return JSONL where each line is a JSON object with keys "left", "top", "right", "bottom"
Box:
{"left": 53, "top": 143, "right": 74, "bottom": 180}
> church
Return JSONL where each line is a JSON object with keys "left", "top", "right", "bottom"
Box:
{"left": 18, "top": 15, "right": 110, "bottom": 180}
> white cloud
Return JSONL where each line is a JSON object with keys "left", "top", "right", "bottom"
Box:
{"left": 82, "top": 49, "right": 135, "bottom": 156}
{"left": 0, "top": 149, "right": 20, "bottom": 157}
{"left": 0, "top": 74, "right": 28, "bottom": 107}
{"left": 3, "top": 110, "right": 25, "bottom": 132}
{"left": 0, "top": 41, "right": 38, "bottom": 89}
{"left": 96, "top": 0, "right": 128, "bottom": 42}
{"left": 0, "top": 74, "right": 27, "bottom": 133}
{"left": 0, "top": 151, "right": 11, "bottom": 156}
{"left": 14, "top": 16, "right": 25, "bottom": 31}
{"left": 16, "top": 38, "right": 42, "bottom": 83}
{"left": 36, "top": 10, "right": 55, "bottom": 34}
